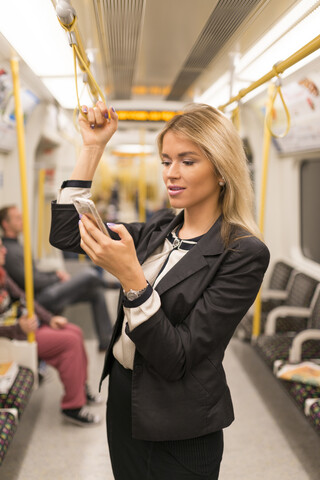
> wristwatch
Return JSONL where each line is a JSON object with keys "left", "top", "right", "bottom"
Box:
{"left": 123, "top": 285, "right": 149, "bottom": 301}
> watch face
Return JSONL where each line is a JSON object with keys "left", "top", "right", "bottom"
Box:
{"left": 126, "top": 291, "right": 138, "bottom": 301}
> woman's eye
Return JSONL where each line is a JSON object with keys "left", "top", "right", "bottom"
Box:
{"left": 161, "top": 161, "right": 171, "bottom": 166}
{"left": 183, "top": 160, "right": 194, "bottom": 166}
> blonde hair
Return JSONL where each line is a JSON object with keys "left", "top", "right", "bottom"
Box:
{"left": 157, "top": 103, "right": 262, "bottom": 246}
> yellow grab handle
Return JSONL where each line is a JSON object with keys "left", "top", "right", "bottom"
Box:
{"left": 10, "top": 57, "right": 35, "bottom": 343}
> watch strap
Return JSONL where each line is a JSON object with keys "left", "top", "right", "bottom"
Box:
{"left": 122, "top": 283, "right": 153, "bottom": 308}
{"left": 61, "top": 180, "right": 92, "bottom": 189}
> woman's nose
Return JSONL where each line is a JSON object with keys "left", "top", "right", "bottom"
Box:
{"left": 167, "top": 162, "right": 180, "bottom": 178}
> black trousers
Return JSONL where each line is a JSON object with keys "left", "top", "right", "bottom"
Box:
{"left": 107, "top": 360, "right": 223, "bottom": 480}
{"left": 36, "top": 266, "right": 112, "bottom": 349}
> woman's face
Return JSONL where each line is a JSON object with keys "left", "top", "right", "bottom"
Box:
{"left": 161, "top": 131, "right": 221, "bottom": 214}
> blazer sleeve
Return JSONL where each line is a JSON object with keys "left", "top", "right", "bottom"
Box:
{"left": 50, "top": 201, "right": 174, "bottom": 252}
{"left": 126, "top": 237, "right": 270, "bottom": 381}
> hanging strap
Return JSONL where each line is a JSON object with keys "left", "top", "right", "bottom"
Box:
{"left": 231, "top": 103, "right": 240, "bottom": 131}
{"left": 265, "top": 66, "right": 291, "bottom": 138}
{"left": 57, "top": 16, "right": 107, "bottom": 120}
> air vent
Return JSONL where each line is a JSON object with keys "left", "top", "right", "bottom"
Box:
{"left": 93, "top": 0, "right": 146, "bottom": 99}
{"left": 167, "top": 0, "right": 262, "bottom": 100}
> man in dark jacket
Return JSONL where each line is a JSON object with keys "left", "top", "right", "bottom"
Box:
{"left": 0, "top": 205, "right": 116, "bottom": 351}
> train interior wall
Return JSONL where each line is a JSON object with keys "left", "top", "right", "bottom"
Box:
{"left": 1, "top": 64, "right": 320, "bottom": 281}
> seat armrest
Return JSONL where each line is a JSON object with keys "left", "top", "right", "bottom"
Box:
{"left": 0, "top": 338, "right": 38, "bottom": 389}
{"left": 264, "top": 306, "right": 310, "bottom": 335}
{"left": 305, "top": 398, "right": 320, "bottom": 416}
{"left": 289, "top": 329, "right": 320, "bottom": 363}
{"left": 0, "top": 408, "right": 19, "bottom": 423}
{"left": 262, "top": 289, "right": 288, "bottom": 301}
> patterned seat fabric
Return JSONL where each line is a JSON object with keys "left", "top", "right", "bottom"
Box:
{"left": 236, "top": 262, "right": 293, "bottom": 340}
{"left": 255, "top": 287, "right": 320, "bottom": 366}
{"left": 283, "top": 381, "right": 320, "bottom": 408}
{"left": 280, "top": 382, "right": 320, "bottom": 434}
{"left": 0, "top": 367, "right": 34, "bottom": 418}
{"left": 237, "top": 272, "right": 318, "bottom": 341}
{"left": 0, "top": 411, "right": 17, "bottom": 466}
{"left": 309, "top": 401, "right": 320, "bottom": 432}
{"left": 268, "top": 261, "right": 294, "bottom": 290}
{"left": 255, "top": 336, "right": 320, "bottom": 368}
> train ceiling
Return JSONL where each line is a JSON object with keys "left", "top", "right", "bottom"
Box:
{"left": 72, "top": 0, "right": 301, "bottom": 103}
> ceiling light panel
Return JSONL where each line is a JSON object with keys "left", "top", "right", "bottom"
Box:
{"left": 0, "top": 0, "right": 74, "bottom": 77}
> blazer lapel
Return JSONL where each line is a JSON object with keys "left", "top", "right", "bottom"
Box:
{"left": 137, "top": 211, "right": 184, "bottom": 264}
{"left": 155, "top": 216, "right": 225, "bottom": 296}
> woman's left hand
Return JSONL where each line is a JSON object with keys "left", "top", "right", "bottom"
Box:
{"left": 79, "top": 215, "right": 147, "bottom": 291}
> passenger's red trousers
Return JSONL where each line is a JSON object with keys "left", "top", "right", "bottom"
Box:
{"left": 36, "top": 323, "right": 88, "bottom": 409}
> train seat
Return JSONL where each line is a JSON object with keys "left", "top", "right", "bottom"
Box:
{"left": 236, "top": 268, "right": 317, "bottom": 341}
{"left": 254, "top": 284, "right": 320, "bottom": 368}
{"left": 0, "top": 410, "right": 17, "bottom": 466}
{"left": 254, "top": 287, "right": 320, "bottom": 435}
{"left": 307, "top": 399, "right": 320, "bottom": 433}
{"left": 0, "top": 367, "right": 34, "bottom": 466}
{"left": 0, "top": 366, "right": 34, "bottom": 418}
{"left": 0, "top": 339, "right": 36, "bottom": 465}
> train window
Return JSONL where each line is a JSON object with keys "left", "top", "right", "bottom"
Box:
{"left": 300, "top": 159, "right": 320, "bottom": 264}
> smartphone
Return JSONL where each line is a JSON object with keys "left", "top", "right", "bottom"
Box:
{"left": 72, "top": 197, "right": 110, "bottom": 236}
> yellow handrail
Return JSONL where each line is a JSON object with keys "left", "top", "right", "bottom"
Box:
{"left": 138, "top": 129, "right": 147, "bottom": 222}
{"left": 218, "top": 35, "right": 320, "bottom": 339}
{"left": 219, "top": 34, "right": 320, "bottom": 111}
{"left": 10, "top": 57, "right": 35, "bottom": 343}
{"left": 251, "top": 83, "right": 275, "bottom": 339}
{"left": 37, "top": 169, "right": 45, "bottom": 260}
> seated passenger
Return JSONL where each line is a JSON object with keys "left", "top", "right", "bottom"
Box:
{"left": 0, "top": 238, "right": 102, "bottom": 427}
{"left": 0, "top": 205, "right": 118, "bottom": 351}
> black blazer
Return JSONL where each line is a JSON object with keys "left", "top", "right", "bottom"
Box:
{"left": 50, "top": 204, "right": 270, "bottom": 441}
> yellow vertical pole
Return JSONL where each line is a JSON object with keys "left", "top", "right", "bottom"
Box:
{"left": 10, "top": 56, "right": 35, "bottom": 343}
{"left": 252, "top": 83, "right": 275, "bottom": 339}
{"left": 37, "top": 169, "right": 45, "bottom": 260}
{"left": 138, "top": 129, "right": 146, "bottom": 222}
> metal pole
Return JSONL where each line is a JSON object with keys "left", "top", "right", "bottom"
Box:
{"left": 37, "top": 169, "right": 45, "bottom": 260}
{"left": 10, "top": 56, "right": 35, "bottom": 343}
{"left": 252, "top": 83, "right": 275, "bottom": 340}
{"left": 138, "top": 129, "right": 146, "bottom": 222}
{"left": 219, "top": 34, "right": 320, "bottom": 111}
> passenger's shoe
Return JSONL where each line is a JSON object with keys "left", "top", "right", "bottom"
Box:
{"left": 62, "top": 407, "right": 101, "bottom": 427}
{"left": 86, "top": 385, "right": 103, "bottom": 405}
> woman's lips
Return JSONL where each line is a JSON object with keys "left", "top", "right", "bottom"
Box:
{"left": 168, "top": 186, "right": 185, "bottom": 196}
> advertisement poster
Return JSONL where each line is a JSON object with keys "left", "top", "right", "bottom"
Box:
{"left": 269, "top": 70, "right": 320, "bottom": 154}
{"left": 0, "top": 68, "right": 39, "bottom": 153}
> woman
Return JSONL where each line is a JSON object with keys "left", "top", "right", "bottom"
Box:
{"left": 50, "top": 102, "right": 270, "bottom": 478}
{"left": 0, "top": 239, "right": 101, "bottom": 427}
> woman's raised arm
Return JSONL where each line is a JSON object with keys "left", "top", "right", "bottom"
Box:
{"left": 70, "top": 101, "right": 118, "bottom": 181}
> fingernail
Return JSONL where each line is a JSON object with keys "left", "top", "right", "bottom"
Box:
{"left": 82, "top": 106, "right": 88, "bottom": 113}
{"left": 90, "top": 124, "right": 95, "bottom": 129}
{"left": 107, "top": 222, "right": 115, "bottom": 227}
{"left": 111, "top": 106, "right": 115, "bottom": 112}
{"left": 79, "top": 214, "right": 83, "bottom": 219}
{"left": 104, "top": 112, "right": 109, "bottom": 119}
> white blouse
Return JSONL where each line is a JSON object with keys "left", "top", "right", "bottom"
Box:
{"left": 58, "top": 186, "right": 194, "bottom": 369}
